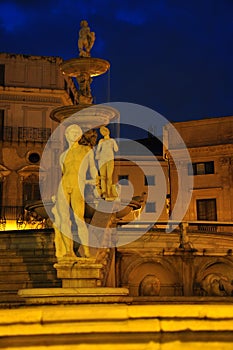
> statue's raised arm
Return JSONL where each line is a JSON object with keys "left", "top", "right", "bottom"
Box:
{"left": 78, "top": 20, "right": 96, "bottom": 57}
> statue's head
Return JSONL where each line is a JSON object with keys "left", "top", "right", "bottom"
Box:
{"left": 100, "top": 126, "right": 110, "bottom": 136}
{"left": 80, "top": 20, "right": 88, "bottom": 27}
{"left": 65, "top": 124, "right": 83, "bottom": 144}
{"left": 139, "top": 275, "right": 160, "bottom": 296}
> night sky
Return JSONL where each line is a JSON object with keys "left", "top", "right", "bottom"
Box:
{"left": 0, "top": 0, "right": 232, "bottom": 122}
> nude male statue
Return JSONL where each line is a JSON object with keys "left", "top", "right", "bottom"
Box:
{"left": 52, "top": 124, "right": 97, "bottom": 260}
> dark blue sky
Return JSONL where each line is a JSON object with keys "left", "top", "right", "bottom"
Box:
{"left": 0, "top": 0, "right": 232, "bottom": 122}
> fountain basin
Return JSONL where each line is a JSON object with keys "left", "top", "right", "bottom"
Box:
{"left": 24, "top": 199, "right": 141, "bottom": 227}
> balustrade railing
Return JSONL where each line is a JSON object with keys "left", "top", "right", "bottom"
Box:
{"left": 2, "top": 126, "right": 51, "bottom": 142}
{"left": 117, "top": 220, "right": 233, "bottom": 234}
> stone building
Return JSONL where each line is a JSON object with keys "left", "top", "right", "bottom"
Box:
{"left": 169, "top": 116, "right": 233, "bottom": 223}
{"left": 0, "top": 53, "right": 78, "bottom": 227}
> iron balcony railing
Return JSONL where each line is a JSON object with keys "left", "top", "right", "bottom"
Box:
{"left": 2, "top": 126, "right": 51, "bottom": 142}
{"left": 0, "top": 205, "right": 24, "bottom": 220}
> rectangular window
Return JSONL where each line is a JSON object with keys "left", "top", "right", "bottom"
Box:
{"left": 144, "top": 175, "right": 155, "bottom": 186}
{"left": 188, "top": 161, "right": 214, "bottom": 175}
{"left": 23, "top": 182, "right": 41, "bottom": 203}
{"left": 0, "top": 64, "right": 5, "bottom": 85}
{"left": 0, "top": 110, "right": 4, "bottom": 141}
{"left": 145, "top": 202, "right": 156, "bottom": 213}
{"left": 118, "top": 175, "right": 129, "bottom": 185}
{"left": 196, "top": 198, "right": 217, "bottom": 231}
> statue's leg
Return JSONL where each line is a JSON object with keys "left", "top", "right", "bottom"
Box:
{"left": 106, "top": 160, "right": 114, "bottom": 197}
{"left": 99, "top": 164, "right": 107, "bottom": 197}
{"left": 56, "top": 185, "right": 74, "bottom": 257}
{"left": 71, "top": 189, "right": 90, "bottom": 258}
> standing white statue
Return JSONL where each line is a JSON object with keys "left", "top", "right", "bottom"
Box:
{"left": 52, "top": 124, "right": 98, "bottom": 260}
{"left": 96, "top": 126, "right": 118, "bottom": 199}
{"left": 78, "top": 20, "right": 95, "bottom": 57}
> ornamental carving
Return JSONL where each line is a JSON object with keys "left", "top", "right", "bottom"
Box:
{"left": 200, "top": 273, "right": 233, "bottom": 296}
{"left": 0, "top": 164, "right": 11, "bottom": 180}
{"left": 139, "top": 275, "right": 161, "bottom": 296}
{"left": 219, "top": 156, "right": 231, "bottom": 166}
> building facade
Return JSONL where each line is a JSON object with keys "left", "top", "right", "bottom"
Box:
{"left": 169, "top": 117, "right": 233, "bottom": 223}
{"left": 0, "top": 53, "right": 78, "bottom": 226}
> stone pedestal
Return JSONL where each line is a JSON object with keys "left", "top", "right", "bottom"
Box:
{"left": 54, "top": 258, "right": 103, "bottom": 288}
{"left": 18, "top": 257, "right": 130, "bottom": 305}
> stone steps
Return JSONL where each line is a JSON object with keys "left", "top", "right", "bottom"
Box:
{"left": 0, "top": 262, "right": 56, "bottom": 272}
{"left": 0, "top": 271, "right": 56, "bottom": 281}
{"left": 0, "top": 255, "right": 56, "bottom": 264}
{"left": 0, "top": 229, "right": 61, "bottom": 305}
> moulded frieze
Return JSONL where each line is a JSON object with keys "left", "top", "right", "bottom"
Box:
{"left": 188, "top": 144, "right": 233, "bottom": 155}
{"left": 0, "top": 94, "right": 62, "bottom": 104}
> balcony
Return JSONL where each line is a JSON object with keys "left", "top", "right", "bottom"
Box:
{"left": 1, "top": 126, "right": 51, "bottom": 142}
{"left": 0, "top": 205, "right": 24, "bottom": 220}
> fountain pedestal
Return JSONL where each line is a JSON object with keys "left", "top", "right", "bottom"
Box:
{"left": 54, "top": 259, "right": 103, "bottom": 288}
{"left": 18, "top": 256, "right": 130, "bottom": 304}
{"left": 18, "top": 21, "right": 133, "bottom": 305}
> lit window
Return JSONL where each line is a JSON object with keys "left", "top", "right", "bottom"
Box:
{"left": 196, "top": 198, "right": 217, "bottom": 232}
{"left": 188, "top": 161, "right": 214, "bottom": 175}
{"left": 197, "top": 198, "right": 217, "bottom": 221}
{"left": 144, "top": 175, "right": 155, "bottom": 186}
{"left": 118, "top": 175, "right": 129, "bottom": 186}
{"left": 145, "top": 202, "right": 156, "bottom": 213}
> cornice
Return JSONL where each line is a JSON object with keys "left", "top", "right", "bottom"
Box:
{"left": 0, "top": 52, "right": 63, "bottom": 64}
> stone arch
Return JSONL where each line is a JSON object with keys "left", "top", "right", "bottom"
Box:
{"left": 194, "top": 257, "right": 233, "bottom": 296}
{"left": 195, "top": 257, "right": 233, "bottom": 282}
{"left": 122, "top": 256, "right": 181, "bottom": 297}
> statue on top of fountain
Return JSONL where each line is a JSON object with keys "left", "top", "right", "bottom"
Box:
{"left": 78, "top": 20, "right": 95, "bottom": 57}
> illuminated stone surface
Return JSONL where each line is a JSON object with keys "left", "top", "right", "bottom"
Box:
{"left": 1, "top": 304, "right": 233, "bottom": 349}
{"left": 60, "top": 57, "right": 110, "bottom": 77}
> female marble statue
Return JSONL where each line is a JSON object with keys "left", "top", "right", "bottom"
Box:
{"left": 96, "top": 126, "right": 118, "bottom": 199}
{"left": 52, "top": 124, "right": 98, "bottom": 260}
